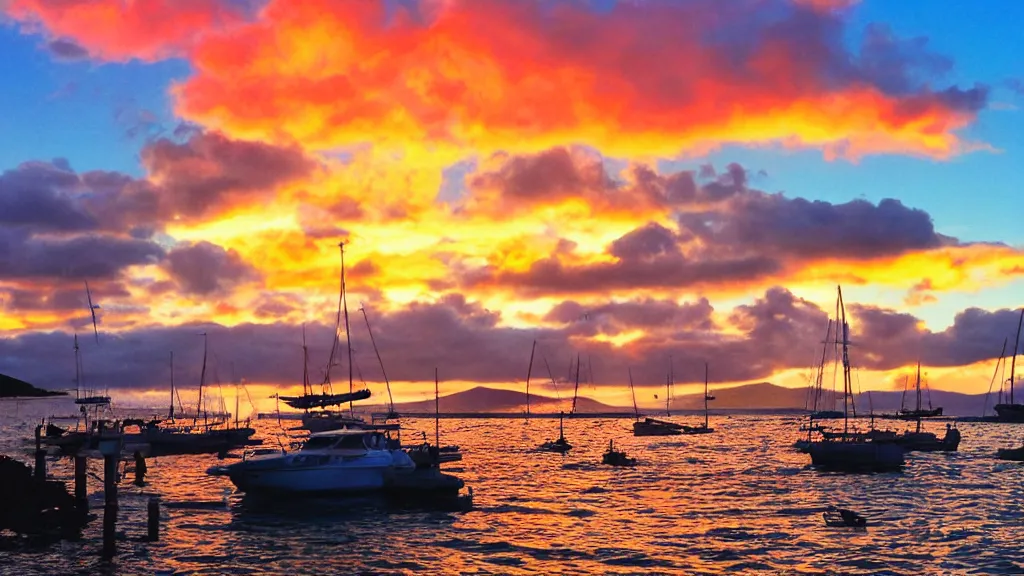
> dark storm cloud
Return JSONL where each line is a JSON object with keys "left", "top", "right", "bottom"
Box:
{"left": 0, "top": 161, "right": 97, "bottom": 232}
{"left": 0, "top": 228, "right": 165, "bottom": 280}
{"left": 163, "top": 241, "right": 261, "bottom": 295}
{"left": 682, "top": 195, "right": 943, "bottom": 260}
{"left": 141, "top": 130, "right": 316, "bottom": 220}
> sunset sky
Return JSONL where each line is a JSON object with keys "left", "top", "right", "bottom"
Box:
{"left": 1, "top": 0, "right": 1022, "bottom": 411}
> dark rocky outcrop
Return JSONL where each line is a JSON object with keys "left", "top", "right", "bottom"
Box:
{"left": 0, "top": 456, "right": 90, "bottom": 543}
{"left": 0, "top": 373, "right": 67, "bottom": 398}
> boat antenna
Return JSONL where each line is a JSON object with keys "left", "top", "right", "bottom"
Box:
{"left": 628, "top": 367, "right": 639, "bottom": 421}
{"left": 525, "top": 340, "right": 536, "bottom": 417}
{"left": 434, "top": 367, "right": 440, "bottom": 448}
{"left": 340, "top": 241, "right": 355, "bottom": 413}
{"left": 84, "top": 280, "right": 100, "bottom": 344}
{"left": 359, "top": 306, "right": 394, "bottom": 417}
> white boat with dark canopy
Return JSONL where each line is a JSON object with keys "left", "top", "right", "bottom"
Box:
{"left": 211, "top": 428, "right": 415, "bottom": 494}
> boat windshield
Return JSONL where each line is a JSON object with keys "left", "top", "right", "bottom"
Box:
{"left": 302, "top": 436, "right": 339, "bottom": 451}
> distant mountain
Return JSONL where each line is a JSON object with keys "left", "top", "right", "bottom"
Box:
{"left": 0, "top": 373, "right": 68, "bottom": 398}
{"left": 672, "top": 382, "right": 993, "bottom": 417}
{"left": 392, "top": 386, "right": 621, "bottom": 413}
{"left": 373, "top": 382, "right": 995, "bottom": 417}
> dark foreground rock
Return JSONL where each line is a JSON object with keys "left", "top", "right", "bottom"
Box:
{"left": 0, "top": 456, "right": 91, "bottom": 544}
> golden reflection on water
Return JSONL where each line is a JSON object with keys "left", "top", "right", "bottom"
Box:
{"left": 1, "top": 406, "right": 1023, "bottom": 575}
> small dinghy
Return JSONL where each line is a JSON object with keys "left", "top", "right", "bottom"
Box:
{"left": 601, "top": 440, "right": 637, "bottom": 467}
{"left": 823, "top": 506, "right": 867, "bottom": 527}
{"left": 996, "top": 443, "right": 1024, "bottom": 461}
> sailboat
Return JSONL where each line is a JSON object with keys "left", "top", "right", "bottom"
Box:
{"left": 71, "top": 334, "right": 110, "bottom": 407}
{"left": 538, "top": 411, "right": 572, "bottom": 453}
{"left": 897, "top": 361, "right": 943, "bottom": 419}
{"left": 681, "top": 362, "right": 715, "bottom": 434}
{"left": 806, "top": 286, "right": 905, "bottom": 473}
{"left": 283, "top": 242, "right": 373, "bottom": 431}
{"left": 634, "top": 358, "right": 685, "bottom": 436}
{"left": 993, "top": 308, "right": 1024, "bottom": 423}
{"left": 891, "top": 362, "right": 960, "bottom": 452}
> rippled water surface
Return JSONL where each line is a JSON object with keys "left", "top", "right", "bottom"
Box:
{"left": 2, "top": 400, "right": 1023, "bottom": 575}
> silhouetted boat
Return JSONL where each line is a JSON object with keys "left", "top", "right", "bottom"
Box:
{"left": 891, "top": 363, "right": 960, "bottom": 452}
{"left": 681, "top": 363, "right": 715, "bottom": 435}
{"left": 71, "top": 334, "right": 111, "bottom": 407}
{"left": 993, "top": 308, "right": 1024, "bottom": 422}
{"left": 601, "top": 440, "right": 637, "bottom": 467}
{"left": 807, "top": 286, "right": 905, "bottom": 473}
{"left": 823, "top": 506, "right": 867, "bottom": 527}
{"left": 633, "top": 417, "right": 683, "bottom": 436}
{"left": 996, "top": 444, "right": 1024, "bottom": 461}
{"left": 539, "top": 412, "right": 572, "bottom": 453}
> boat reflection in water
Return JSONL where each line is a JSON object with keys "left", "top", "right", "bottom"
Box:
{"left": 211, "top": 429, "right": 415, "bottom": 494}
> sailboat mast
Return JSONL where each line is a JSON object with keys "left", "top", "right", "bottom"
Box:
{"left": 434, "top": 367, "right": 440, "bottom": 448}
{"left": 570, "top": 354, "right": 581, "bottom": 414}
{"left": 1010, "top": 308, "right": 1023, "bottom": 405}
{"left": 628, "top": 367, "right": 639, "bottom": 421}
{"left": 340, "top": 242, "right": 355, "bottom": 413}
{"left": 525, "top": 340, "right": 536, "bottom": 416}
{"left": 813, "top": 319, "right": 832, "bottom": 412}
{"left": 667, "top": 355, "right": 674, "bottom": 416}
{"left": 73, "top": 334, "right": 81, "bottom": 401}
{"left": 704, "top": 362, "right": 709, "bottom": 429}
{"left": 837, "top": 286, "right": 851, "bottom": 438}
{"left": 196, "top": 332, "right": 208, "bottom": 427}
{"left": 360, "top": 308, "right": 395, "bottom": 415}
{"left": 169, "top": 351, "right": 174, "bottom": 419}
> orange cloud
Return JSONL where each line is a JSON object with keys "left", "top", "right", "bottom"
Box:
{"left": 165, "top": 0, "right": 986, "bottom": 160}
{"left": 6, "top": 0, "right": 250, "bottom": 61}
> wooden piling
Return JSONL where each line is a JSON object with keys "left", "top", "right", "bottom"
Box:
{"left": 74, "top": 455, "right": 88, "bottom": 512}
{"left": 98, "top": 436, "right": 122, "bottom": 561}
{"left": 147, "top": 497, "right": 160, "bottom": 541}
{"left": 33, "top": 425, "right": 46, "bottom": 480}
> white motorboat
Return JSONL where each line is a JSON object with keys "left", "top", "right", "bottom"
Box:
{"left": 210, "top": 429, "right": 415, "bottom": 494}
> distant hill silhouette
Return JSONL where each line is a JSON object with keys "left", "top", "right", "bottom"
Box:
{"left": 673, "top": 382, "right": 992, "bottom": 416}
{"left": 385, "top": 382, "right": 995, "bottom": 417}
{"left": 0, "top": 373, "right": 67, "bottom": 398}
{"left": 392, "top": 386, "right": 619, "bottom": 413}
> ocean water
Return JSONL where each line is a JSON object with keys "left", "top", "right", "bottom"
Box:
{"left": 1, "top": 399, "right": 1022, "bottom": 575}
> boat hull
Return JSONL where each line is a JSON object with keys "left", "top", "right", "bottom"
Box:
{"left": 808, "top": 441, "right": 905, "bottom": 472}
{"left": 993, "top": 403, "right": 1024, "bottom": 423}
{"left": 223, "top": 451, "right": 407, "bottom": 494}
{"left": 996, "top": 446, "right": 1024, "bottom": 461}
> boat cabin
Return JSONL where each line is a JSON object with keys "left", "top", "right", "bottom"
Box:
{"left": 303, "top": 429, "right": 394, "bottom": 452}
